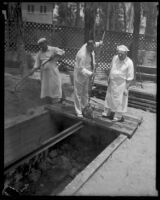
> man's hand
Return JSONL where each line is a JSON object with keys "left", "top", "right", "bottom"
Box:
{"left": 123, "top": 89, "right": 128, "bottom": 96}
{"left": 49, "top": 54, "right": 55, "bottom": 60}
{"left": 99, "top": 40, "right": 103, "bottom": 46}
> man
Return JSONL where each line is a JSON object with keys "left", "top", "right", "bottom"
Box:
{"left": 74, "top": 40, "right": 103, "bottom": 117}
{"left": 33, "top": 38, "right": 65, "bottom": 104}
{"left": 102, "top": 45, "right": 134, "bottom": 122}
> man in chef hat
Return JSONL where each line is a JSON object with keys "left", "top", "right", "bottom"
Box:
{"left": 33, "top": 37, "right": 65, "bottom": 104}
{"left": 102, "top": 45, "right": 134, "bottom": 122}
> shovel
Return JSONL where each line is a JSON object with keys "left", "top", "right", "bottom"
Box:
{"left": 11, "top": 57, "right": 52, "bottom": 93}
{"left": 82, "top": 31, "right": 106, "bottom": 119}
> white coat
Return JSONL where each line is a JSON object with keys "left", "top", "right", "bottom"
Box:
{"left": 34, "top": 46, "right": 65, "bottom": 99}
{"left": 74, "top": 42, "right": 101, "bottom": 115}
{"left": 104, "top": 55, "right": 134, "bottom": 113}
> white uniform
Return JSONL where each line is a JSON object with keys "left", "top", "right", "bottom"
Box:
{"left": 34, "top": 46, "right": 65, "bottom": 99}
{"left": 74, "top": 42, "right": 101, "bottom": 115}
{"left": 104, "top": 55, "right": 134, "bottom": 114}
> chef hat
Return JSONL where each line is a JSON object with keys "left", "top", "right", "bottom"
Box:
{"left": 37, "top": 38, "right": 47, "bottom": 44}
{"left": 117, "top": 45, "right": 129, "bottom": 52}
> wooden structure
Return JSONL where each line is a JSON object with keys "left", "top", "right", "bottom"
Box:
{"left": 4, "top": 100, "right": 142, "bottom": 169}
{"left": 46, "top": 100, "right": 143, "bottom": 139}
{"left": 92, "top": 80, "right": 156, "bottom": 113}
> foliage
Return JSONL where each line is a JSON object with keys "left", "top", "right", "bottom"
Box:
{"left": 141, "top": 2, "right": 158, "bottom": 36}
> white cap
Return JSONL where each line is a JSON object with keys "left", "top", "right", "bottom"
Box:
{"left": 117, "top": 45, "right": 129, "bottom": 52}
{"left": 37, "top": 38, "right": 47, "bottom": 44}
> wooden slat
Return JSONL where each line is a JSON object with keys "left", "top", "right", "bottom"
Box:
{"left": 128, "top": 103, "right": 156, "bottom": 113}
{"left": 59, "top": 134, "right": 128, "bottom": 196}
{"left": 46, "top": 102, "right": 142, "bottom": 139}
{"left": 129, "top": 95, "right": 156, "bottom": 105}
{"left": 4, "top": 112, "right": 55, "bottom": 166}
{"left": 128, "top": 98, "right": 156, "bottom": 108}
{"left": 93, "top": 80, "right": 156, "bottom": 100}
{"left": 137, "top": 65, "right": 156, "bottom": 74}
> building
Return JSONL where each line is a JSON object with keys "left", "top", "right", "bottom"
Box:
{"left": 21, "top": 2, "right": 54, "bottom": 24}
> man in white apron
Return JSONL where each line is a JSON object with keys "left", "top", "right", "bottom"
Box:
{"left": 102, "top": 45, "right": 134, "bottom": 122}
{"left": 74, "top": 40, "right": 103, "bottom": 117}
{"left": 33, "top": 38, "right": 65, "bottom": 104}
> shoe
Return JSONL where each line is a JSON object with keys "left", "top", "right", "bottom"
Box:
{"left": 77, "top": 114, "right": 83, "bottom": 118}
{"left": 119, "top": 116, "right": 125, "bottom": 122}
{"left": 102, "top": 112, "right": 114, "bottom": 120}
{"left": 112, "top": 116, "right": 124, "bottom": 122}
{"left": 52, "top": 98, "right": 62, "bottom": 104}
{"left": 102, "top": 112, "right": 107, "bottom": 117}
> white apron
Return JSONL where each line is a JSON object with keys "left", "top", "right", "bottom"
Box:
{"left": 40, "top": 61, "right": 62, "bottom": 99}
{"left": 34, "top": 46, "right": 63, "bottom": 99}
{"left": 105, "top": 76, "right": 128, "bottom": 113}
{"left": 104, "top": 55, "right": 134, "bottom": 113}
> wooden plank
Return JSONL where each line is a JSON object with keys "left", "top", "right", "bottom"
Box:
{"left": 137, "top": 66, "right": 156, "bottom": 74}
{"left": 128, "top": 103, "right": 156, "bottom": 113}
{"left": 4, "top": 111, "right": 55, "bottom": 166}
{"left": 93, "top": 81, "right": 156, "bottom": 100}
{"left": 46, "top": 102, "right": 141, "bottom": 138}
{"left": 129, "top": 90, "right": 156, "bottom": 100}
{"left": 136, "top": 73, "right": 156, "bottom": 82}
{"left": 129, "top": 95, "right": 156, "bottom": 105}
{"left": 128, "top": 99, "right": 156, "bottom": 109}
{"left": 65, "top": 97, "right": 143, "bottom": 124}
{"left": 59, "top": 134, "right": 127, "bottom": 196}
{"left": 5, "top": 106, "right": 47, "bottom": 129}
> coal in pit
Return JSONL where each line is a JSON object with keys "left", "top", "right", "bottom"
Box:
{"left": 4, "top": 124, "right": 119, "bottom": 196}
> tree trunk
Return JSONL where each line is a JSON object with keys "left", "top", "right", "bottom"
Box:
{"left": 106, "top": 3, "right": 110, "bottom": 31}
{"left": 7, "top": 2, "right": 28, "bottom": 77}
{"left": 75, "top": 2, "right": 80, "bottom": 27}
{"left": 122, "top": 3, "right": 127, "bottom": 32}
{"left": 132, "top": 2, "right": 141, "bottom": 81}
{"left": 16, "top": 3, "right": 28, "bottom": 77}
{"left": 84, "top": 2, "right": 96, "bottom": 43}
{"left": 145, "top": 3, "right": 157, "bottom": 37}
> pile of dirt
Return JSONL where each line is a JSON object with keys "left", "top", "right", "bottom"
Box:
{"left": 5, "top": 73, "right": 43, "bottom": 120}
{"left": 4, "top": 72, "right": 74, "bottom": 120}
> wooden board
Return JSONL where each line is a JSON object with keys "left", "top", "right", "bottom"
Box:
{"left": 46, "top": 100, "right": 143, "bottom": 139}
{"left": 4, "top": 109, "right": 55, "bottom": 167}
{"left": 59, "top": 134, "right": 128, "bottom": 196}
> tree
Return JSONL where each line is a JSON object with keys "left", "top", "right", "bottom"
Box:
{"left": 121, "top": 3, "right": 127, "bottom": 32}
{"left": 142, "top": 2, "right": 158, "bottom": 37}
{"left": 84, "top": 2, "right": 98, "bottom": 42}
{"left": 75, "top": 2, "right": 80, "bottom": 27}
{"left": 132, "top": 2, "right": 141, "bottom": 81}
{"left": 6, "top": 2, "right": 28, "bottom": 77}
{"left": 57, "top": 2, "right": 76, "bottom": 26}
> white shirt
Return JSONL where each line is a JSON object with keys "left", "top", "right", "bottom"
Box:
{"left": 110, "top": 55, "right": 134, "bottom": 81}
{"left": 75, "top": 42, "right": 102, "bottom": 76}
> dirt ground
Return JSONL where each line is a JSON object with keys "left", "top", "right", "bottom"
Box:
{"left": 4, "top": 69, "right": 73, "bottom": 120}
{"left": 4, "top": 68, "right": 157, "bottom": 196}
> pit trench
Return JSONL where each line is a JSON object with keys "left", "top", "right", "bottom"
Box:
{"left": 4, "top": 108, "right": 126, "bottom": 196}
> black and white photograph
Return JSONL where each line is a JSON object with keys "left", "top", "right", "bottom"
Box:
{"left": 3, "top": 2, "right": 158, "bottom": 196}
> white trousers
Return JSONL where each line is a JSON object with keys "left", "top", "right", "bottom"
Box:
{"left": 74, "top": 79, "right": 89, "bottom": 115}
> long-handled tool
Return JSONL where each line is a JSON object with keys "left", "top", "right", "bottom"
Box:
{"left": 12, "top": 57, "right": 52, "bottom": 93}
{"left": 82, "top": 31, "right": 105, "bottom": 119}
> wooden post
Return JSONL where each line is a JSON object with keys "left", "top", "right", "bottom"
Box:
{"left": 132, "top": 2, "right": 141, "bottom": 83}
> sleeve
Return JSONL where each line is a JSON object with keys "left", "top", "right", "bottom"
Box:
{"left": 76, "top": 54, "right": 92, "bottom": 76}
{"left": 54, "top": 47, "right": 65, "bottom": 56}
{"left": 108, "top": 56, "right": 116, "bottom": 78}
{"left": 33, "top": 53, "right": 41, "bottom": 69}
{"left": 126, "top": 59, "right": 134, "bottom": 81}
{"left": 95, "top": 41, "right": 103, "bottom": 48}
